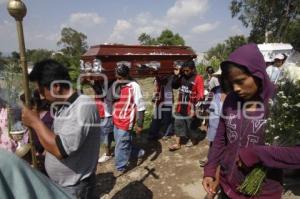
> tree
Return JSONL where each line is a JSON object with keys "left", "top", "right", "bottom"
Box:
{"left": 11, "top": 51, "right": 20, "bottom": 62}
{"left": 56, "top": 27, "right": 88, "bottom": 82}
{"left": 284, "top": 18, "right": 300, "bottom": 50}
{"left": 57, "top": 27, "right": 88, "bottom": 57}
{"left": 225, "top": 35, "right": 248, "bottom": 55}
{"left": 26, "top": 49, "right": 53, "bottom": 64}
{"left": 206, "top": 35, "right": 248, "bottom": 61}
{"left": 138, "top": 29, "right": 185, "bottom": 46}
{"left": 157, "top": 29, "right": 185, "bottom": 46}
{"left": 138, "top": 33, "right": 158, "bottom": 45}
{"left": 0, "top": 52, "right": 6, "bottom": 70}
{"left": 2, "top": 52, "right": 22, "bottom": 73}
{"left": 1, "top": 63, "right": 23, "bottom": 105}
{"left": 203, "top": 35, "right": 248, "bottom": 74}
{"left": 206, "top": 43, "right": 227, "bottom": 61}
{"left": 230, "top": 0, "right": 300, "bottom": 43}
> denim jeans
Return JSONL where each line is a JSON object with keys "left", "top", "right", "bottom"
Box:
{"left": 100, "top": 117, "right": 114, "bottom": 145}
{"left": 114, "top": 126, "right": 133, "bottom": 171}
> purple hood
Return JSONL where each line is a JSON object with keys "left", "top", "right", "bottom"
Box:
{"left": 221, "top": 43, "right": 275, "bottom": 102}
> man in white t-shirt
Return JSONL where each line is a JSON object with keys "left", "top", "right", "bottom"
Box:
{"left": 112, "top": 63, "right": 145, "bottom": 176}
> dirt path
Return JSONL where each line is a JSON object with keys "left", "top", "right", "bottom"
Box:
{"left": 94, "top": 78, "right": 300, "bottom": 199}
{"left": 95, "top": 136, "right": 300, "bottom": 199}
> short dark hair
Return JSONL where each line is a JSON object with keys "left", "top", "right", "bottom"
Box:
{"left": 182, "top": 60, "right": 196, "bottom": 69}
{"left": 29, "top": 59, "right": 71, "bottom": 89}
{"left": 206, "top": 66, "right": 214, "bottom": 74}
{"left": 115, "top": 64, "right": 130, "bottom": 77}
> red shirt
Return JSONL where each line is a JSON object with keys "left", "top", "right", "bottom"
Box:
{"left": 95, "top": 98, "right": 105, "bottom": 118}
{"left": 113, "top": 81, "right": 145, "bottom": 131}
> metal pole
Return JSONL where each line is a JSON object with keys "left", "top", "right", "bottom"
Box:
{"left": 7, "top": 0, "right": 37, "bottom": 168}
{"left": 16, "top": 20, "right": 30, "bottom": 104}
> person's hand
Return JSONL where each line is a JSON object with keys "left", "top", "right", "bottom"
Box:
{"left": 135, "top": 126, "right": 143, "bottom": 135}
{"left": 202, "top": 177, "right": 217, "bottom": 196}
{"left": 236, "top": 156, "right": 251, "bottom": 173}
{"left": 21, "top": 105, "right": 40, "bottom": 128}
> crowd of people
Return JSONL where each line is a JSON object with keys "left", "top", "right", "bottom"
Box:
{"left": 0, "top": 43, "right": 300, "bottom": 199}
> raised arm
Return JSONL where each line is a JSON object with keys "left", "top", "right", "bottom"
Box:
{"left": 239, "top": 145, "right": 300, "bottom": 169}
{"left": 22, "top": 106, "right": 62, "bottom": 159}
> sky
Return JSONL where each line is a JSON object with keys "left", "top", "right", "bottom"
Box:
{"left": 0, "top": 0, "right": 250, "bottom": 54}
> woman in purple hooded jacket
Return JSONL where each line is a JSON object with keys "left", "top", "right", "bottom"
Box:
{"left": 203, "top": 43, "right": 286, "bottom": 199}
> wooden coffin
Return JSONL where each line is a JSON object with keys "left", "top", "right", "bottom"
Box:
{"left": 80, "top": 44, "right": 197, "bottom": 81}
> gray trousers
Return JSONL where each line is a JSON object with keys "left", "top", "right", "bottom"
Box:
{"left": 62, "top": 174, "right": 97, "bottom": 199}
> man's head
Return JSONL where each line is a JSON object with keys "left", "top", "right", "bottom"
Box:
{"left": 173, "top": 60, "right": 183, "bottom": 75}
{"left": 274, "top": 54, "right": 285, "bottom": 68}
{"left": 115, "top": 64, "right": 130, "bottom": 80}
{"left": 29, "top": 59, "right": 71, "bottom": 102}
{"left": 181, "top": 60, "right": 196, "bottom": 78}
{"left": 206, "top": 66, "right": 214, "bottom": 76}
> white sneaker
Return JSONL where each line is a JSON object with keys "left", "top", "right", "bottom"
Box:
{"left": 98, "top": 153, "right": 112, "bottom": 163}
{"left": 137, "top": 149, "right": 145, "bottom": 158}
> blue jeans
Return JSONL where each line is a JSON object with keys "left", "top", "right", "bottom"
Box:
{"left": 100, "top": 117, "right": 114, "bottom": 145}
{"left": 114, "top": 126, "right": 133, "bottom": 171}
{"left": 114, "top": 126, "right": 141, "bottom": 171}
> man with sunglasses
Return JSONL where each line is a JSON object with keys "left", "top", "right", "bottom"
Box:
{"left": 169, "top": 60, "right": 204, "bottom": 151}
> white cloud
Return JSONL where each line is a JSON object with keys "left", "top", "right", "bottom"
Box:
{"left": 166, "top": 0, "right": 209, "bottom": 25}
{"left": 101, "top": 0, "right": 210, "bottom": 46}
{"left": 131, "top": 12, "right": 166, "bottom": 36}
{"left": 192, "top": 22, "right": 220, "bottom": 33}
{"left": 69, "top": 12, "right": 105, "bottom": 27}
{"left": 58, "top": 12, "right": 106, "bottom": 47}
{"left": 135, "top": 26, "right": 159, "bottom": 36}
{"left": 135, "top": 12, "right": 152, "bottom": 26}
{"left": 122, "top": 0, "right": 210, "bottom": 42}
{"left": 108, "top": 20, "right": 132, "bottom": 42}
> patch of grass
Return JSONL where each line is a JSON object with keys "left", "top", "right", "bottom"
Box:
{"left": 136, "top": 77, "right": 155, "bottom": 131}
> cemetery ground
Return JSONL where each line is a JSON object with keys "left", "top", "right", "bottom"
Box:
{"left": 92, "top": 78, "right": 300, "bottom": 199}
